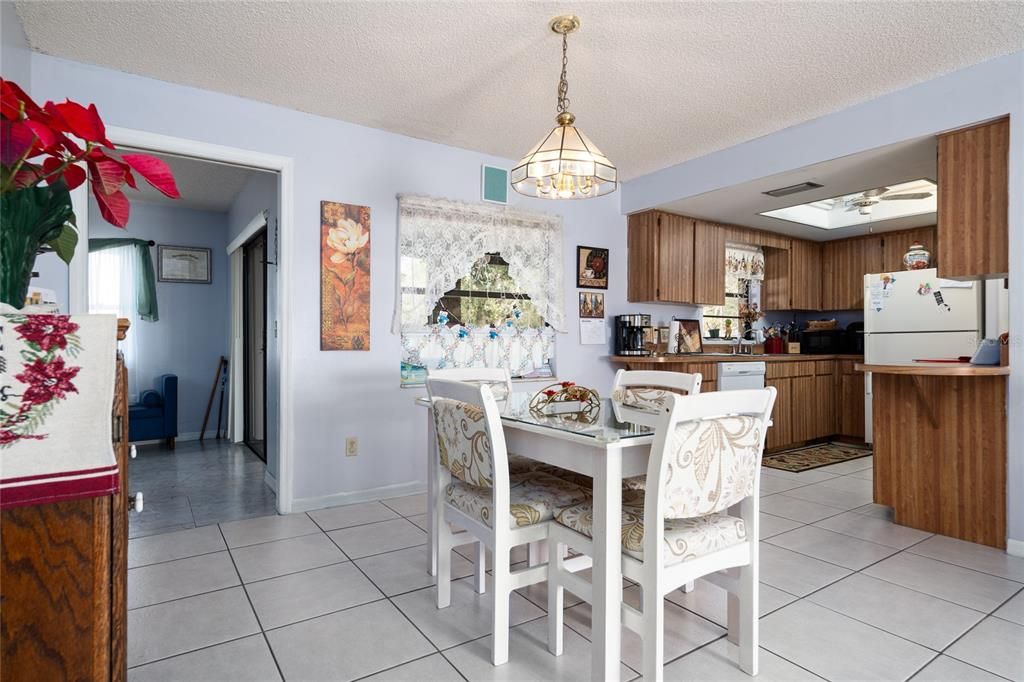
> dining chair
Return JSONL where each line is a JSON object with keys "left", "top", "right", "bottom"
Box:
{"left": 427, "top": 377, "right": 590, "bottom": 666}
{"left": 611, "top": 368, "right": 702, "bottom": 492}
{"left": 425, "top": 367, "right": 519, "bottom": 585}
{"left": 546, "top": 388, "right": 776, "bottom": 681}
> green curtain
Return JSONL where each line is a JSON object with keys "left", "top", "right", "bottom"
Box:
{"left": 88, "top": 238, "right": 160, "bottom": 322}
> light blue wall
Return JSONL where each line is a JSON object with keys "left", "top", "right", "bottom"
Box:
{"left": 227, "top": 171, "right": 279, "bottom": 481}
{"left": 1, "top": 1, "right": 31, "bottom": 88}
{"left": 90, "top": 201, "right": 231, "bottom": 438}
{"left": 28, "top": 53, "right": 701, "bottom": 508}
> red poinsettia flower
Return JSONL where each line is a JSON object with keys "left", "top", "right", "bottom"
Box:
{"left": 16, "top": 356, "right": 81, "bottom": 406}
{"left": 1, "top": 78, "right": 180, "bottom": 227}
{"left": 543, "top": 390, "right": 558, "bottom": 397}
{"left": 560, "top": 381, "right": 576, "bottom": 388}
{"left": 15, "top": 315, "right": 80, "bottom": 352}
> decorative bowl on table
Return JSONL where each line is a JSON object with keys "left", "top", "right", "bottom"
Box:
{"left": 528, "top": 382, "right": 600, "bottom": 423}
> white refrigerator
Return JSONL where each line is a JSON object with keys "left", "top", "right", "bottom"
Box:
{"left": 863, "top": 268, "right": 982, "bottom": 442}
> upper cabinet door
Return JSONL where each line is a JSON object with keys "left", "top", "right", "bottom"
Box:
{"left": 627, "top": 212, "right": 659, "bottom": 302}
{"left": 789, "top": 240, "right": 823, "bottom": 310}
{"left": 656, "top": 213, "right": 695, "bottom": 303}
{"left": 937, "top": 117, "right": 1009, "bottom": 279}
{"left": 822, "top": 236, "right": 882, "bottom": 310}
{"left": 692, "top": 219, "right": 726, "bottom": 304}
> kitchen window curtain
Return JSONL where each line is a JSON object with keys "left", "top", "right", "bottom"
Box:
{"left": 88, "top": 238, "right": 159, "bottom": 321}
{"left": 393, "top": 195, "right": 565, "bottom": 332}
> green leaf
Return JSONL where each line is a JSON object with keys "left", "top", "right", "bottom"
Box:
{"left": 46, "top": 223, "right": 79, "bottom": 264}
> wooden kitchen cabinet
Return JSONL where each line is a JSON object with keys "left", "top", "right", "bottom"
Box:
{"left": 763, "top": 240, "right": 822, "bottom": 311}
{"left": 692, "top": 219, "right": 726, "bottom": 304}
{"left": 821, "top": 236, "right": 883, "bottom": 310}
{"left": 881, "top": 226, "right": 937, "bottom": 272}
{"left": 627, "top": 211, "right": 695, "bottom": 303}
{"left": 764, "top": 377, "right": 792, "bottom": 451}
{"left": 937, "top": 117, "right": 1009, "bottom": 279}
{"left": 837, "top": 360, "right": 865, "bottom": 439}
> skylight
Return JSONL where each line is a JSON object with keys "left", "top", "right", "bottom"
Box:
{"left": 759, "top": 179, "right": 937, "bottom": 230}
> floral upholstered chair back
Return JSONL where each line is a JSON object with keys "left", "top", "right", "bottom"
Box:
{"left": 611, "top": 369, "right": 702, "bottom": 412}
{"left": 659, "top": 413, "right": 766, "bottom": 519}
{"left": 432, "top": 397, "right": 495, "bottom": 489}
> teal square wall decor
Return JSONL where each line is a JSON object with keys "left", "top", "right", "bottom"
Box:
{"left": 481, "top": 165, "right": 508, "bottom": 205}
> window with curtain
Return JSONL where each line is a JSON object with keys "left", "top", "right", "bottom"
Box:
{"left": 395, "top": 195, "right": 563, "bottom": 386}
{"left": 88, "top": 246, "right": 141, "bottom": 400}
{"left": 702, "top": 244, "right": 764, "bottom": 339}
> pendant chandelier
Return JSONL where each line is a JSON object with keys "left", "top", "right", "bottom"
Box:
{"left": 511, "top": 15, "right": 617, "bottom": 200}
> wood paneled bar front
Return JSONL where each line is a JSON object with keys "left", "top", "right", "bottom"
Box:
{"left": 858, "top": 363, "right": 1008, "bottom": 549}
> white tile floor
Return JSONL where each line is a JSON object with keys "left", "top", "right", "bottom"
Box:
{"left": 125, "top": 456, "right": 1024, "bottom": 681}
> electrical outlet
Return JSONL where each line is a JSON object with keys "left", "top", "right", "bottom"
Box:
{"left": 345, "top": 437, "right": 358, "bottom": 457}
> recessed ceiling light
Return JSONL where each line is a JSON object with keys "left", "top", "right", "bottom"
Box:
{"left": 762, "top": 181, "right": 823, "bottom": 198}
{"left": 760, "top": 179, "right": 936, "bottom": 230}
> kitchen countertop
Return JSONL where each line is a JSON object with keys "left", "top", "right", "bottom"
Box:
{"left": 856, "top": 362, "right": 1009, "bottom": 377}
{"left": 609, "top": 354, "right": 863, "bottom": 363}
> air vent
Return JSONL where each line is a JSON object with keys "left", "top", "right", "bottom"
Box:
{"left": 762, "top": 181, "right": 824, "bottom": 198}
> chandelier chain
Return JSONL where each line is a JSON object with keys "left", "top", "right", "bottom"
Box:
{"left": 557, "top": 31, "right": 570, "bottom": 114}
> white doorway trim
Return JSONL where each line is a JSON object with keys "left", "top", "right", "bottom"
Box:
{"left": 69, "top": 128, "right": 296, "bottom": 514}
{"left": 227, "top": 210, "right": 269, "bottom": 255}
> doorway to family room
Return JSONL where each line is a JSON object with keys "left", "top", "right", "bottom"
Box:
{"left": 31, "top": 146, "right": 285, "bottom": 538}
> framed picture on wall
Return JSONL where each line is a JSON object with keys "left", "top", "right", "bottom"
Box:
{"left": 675, "top": 318, "right": 704, "bottom": 354}
{"left": 157, "top": 245, "right": 212, "bottom": 283}
{"left": 578, "top": 292, "right": 604, "bottom": 318}
{"left": 576, "top": 245, "right": 608, "bottom": 289}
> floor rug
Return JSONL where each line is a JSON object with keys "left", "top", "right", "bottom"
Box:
{"left": 762, "top": 442, "right": 872, "bottom": 473}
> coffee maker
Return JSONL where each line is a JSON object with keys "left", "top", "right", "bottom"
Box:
{"left": 614, "top": 314, "right": 652, "bottom": 356}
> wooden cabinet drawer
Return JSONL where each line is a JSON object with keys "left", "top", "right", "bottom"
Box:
{"left": 766, "top": 361, "right": 815, "bottom": 379}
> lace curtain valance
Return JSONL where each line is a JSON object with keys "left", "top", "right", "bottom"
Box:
{"left": 726, "top": 243, "right": 765, "bottom": 281}
{"left": 393, "top": 195, "right": 565, "bottom": 332}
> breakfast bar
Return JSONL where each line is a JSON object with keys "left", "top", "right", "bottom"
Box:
{"left": 857, "top": 362, "right": 1009, "bottom": 548}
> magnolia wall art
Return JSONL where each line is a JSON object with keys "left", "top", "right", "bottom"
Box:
{"left": 320, "top": 201, "right": 371, "bottom": 350}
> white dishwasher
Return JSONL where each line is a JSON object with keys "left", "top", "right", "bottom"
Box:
{"left": 717, "top": 362, "right": 766, "bottom": 391}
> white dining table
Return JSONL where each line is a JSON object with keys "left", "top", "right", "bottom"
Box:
{"left": 416, "top": 391, "right": 656, "bottom": 682}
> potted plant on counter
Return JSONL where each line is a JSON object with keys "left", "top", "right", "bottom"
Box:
{"left": 1, "top": 79, "right": 180, "bottom": 308}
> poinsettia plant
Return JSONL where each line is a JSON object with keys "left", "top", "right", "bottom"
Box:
{"left": 0, "top": 78, "right": 180, "bottom": 307}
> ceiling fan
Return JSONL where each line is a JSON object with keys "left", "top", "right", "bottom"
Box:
{"left": 843, "top": 186, "right": 934, "bottom": 215}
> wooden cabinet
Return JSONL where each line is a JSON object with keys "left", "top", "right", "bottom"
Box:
{"left": 765, "top": 377, "right": 792, "bottom": 451}
{"left": 763, "top": 241, "right": 822, "bottom": 311}
{"left": 814, "top": 362, "right": 837, "bottom": 438}
{"left": 881, "top": 226, "right": 937, "bottom": 273}
{"left": 837, "top": 360, "right": 865, "bottom": 439}
{"left": 937, "top": 117, "right": 1009, "bottom": 279}
{"left": 1, "top": 353, "right": 128, "bottom": 681}
{"left": 692, "top": 219, "right": 726, "bottom": 304}
{"left": 627, "top": 211, "right": 695, "bottom": 303}
{"left": 821, "top": 236, "right": 883, "bottom": 310}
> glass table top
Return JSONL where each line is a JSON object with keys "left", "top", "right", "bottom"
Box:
{"left": 419, "top": 390, "right": 656, "bottom": 442}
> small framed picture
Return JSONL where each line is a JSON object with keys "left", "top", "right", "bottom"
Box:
{"left": 675, "top": 318, "right": 704, "bottom": 354}
{"left": 577, "top": 245, "right": 608, "bottom": 289}
{"left": 578, "top": 292, "right": 605, "bottom": 319}
{"left": 158, "top": 245, "right": 212, "bottom": 283}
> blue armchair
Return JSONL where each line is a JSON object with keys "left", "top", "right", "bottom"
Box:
{"left": 129, "top": 374, "right": 178, "bottom": 448}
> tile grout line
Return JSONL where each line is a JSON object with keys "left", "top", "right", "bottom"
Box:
{"left": 217, "top": 522, "right": 288, "bottom": 682}
{"left": 312, "top": 511, "right": 458, "bottom": 679}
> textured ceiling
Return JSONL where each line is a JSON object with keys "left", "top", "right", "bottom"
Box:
{"left": 661, "top": 136, "right": 938, "bottom": 241}
{"left": 16, "top": 1, "right": 1024, "bottom": 181}
{"left": 124, "top": 150, "right": 269, "bottom": 213}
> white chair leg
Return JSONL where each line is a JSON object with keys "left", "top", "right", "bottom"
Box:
{"left": 642, "top": 583, "right": 665, "bottom": 682}
{"left": 475, "top": 540, "right": 487, "bottom": 594}
{"left": 492, "top": 544, "right": 511, "bottom": 666}
{"left": 436, "top": 520, "right": 453, "bottom": 608}
{"left": 528, "top": 540, "right": 548, "bottom": 567}
{"left": 681, "top": 580, "right": 695, "bottom": 593}
{"left": 547, "top": 542, "right": 566, "bottom": 656}
{"left": 737, "top": 562, "right": 759, "bottom": 675}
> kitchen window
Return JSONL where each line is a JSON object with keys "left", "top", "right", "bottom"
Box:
{"left": 702, "top": 244, "right": 763, "bottom": 339}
